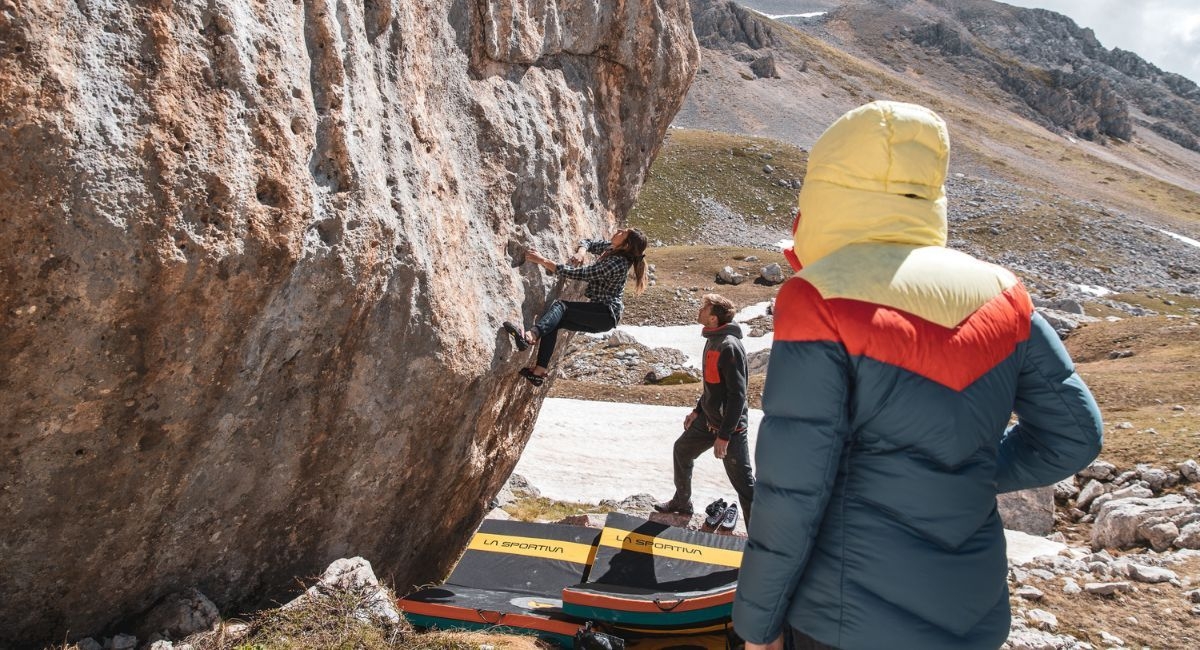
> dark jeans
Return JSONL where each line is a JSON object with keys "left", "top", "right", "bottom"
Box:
{"left": 671, "top": 414, "right": 754, "bottom": 524}
{"left": 532, "top": 300, "right": 617, "bottom": 369}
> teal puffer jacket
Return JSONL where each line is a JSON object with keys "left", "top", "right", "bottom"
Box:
{"left": 732, "top": 101, "right": 1103, "bottom": 649}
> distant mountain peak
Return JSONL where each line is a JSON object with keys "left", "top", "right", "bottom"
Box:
{"left": 810, "top": 0, "right": 1200, "bottom": 151}
{"left": 691, "top": 0, "right": 780, "bottom": 51}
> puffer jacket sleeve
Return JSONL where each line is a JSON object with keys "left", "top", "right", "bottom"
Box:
{"left": 996, "top": 313, "right": 1103, "bottom": 493}
{"left": 733, "top": 279, "right": 852, "bottom": 645}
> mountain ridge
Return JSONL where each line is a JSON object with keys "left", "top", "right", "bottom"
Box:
{"left": 652, "top": 0, "right": 1199, "bottom": 323}
{"left": 675, "top": 0, "right": 1200, "bottom": 230}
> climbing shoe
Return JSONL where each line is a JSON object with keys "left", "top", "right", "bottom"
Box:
{"left": 503, "top": 321, "right": 530, "bottom": 351}
{"left": 720, "top": 502, "right": 739, "bottom": 530}
{"left": 653, "top": 500, "right": 693, "bottom": 515}
{"left": 703, "top": 498, "right": 728, "bottom": 528}
{"left": 518, "top": 367, "right": 545, "bottom": 386}
{"left": 575, "top": 621, "right": 625, "bottom": 650}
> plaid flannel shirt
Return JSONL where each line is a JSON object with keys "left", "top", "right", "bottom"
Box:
{"left": 554, "top": 239, "right": 631, "bottom": 317}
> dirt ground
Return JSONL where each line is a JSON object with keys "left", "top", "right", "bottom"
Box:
{"left": 1017, "top": 554, "right": 1200, "bottom": 649}
{"left": 1065, "top": 316, "right": 1200, "bottom": 468}
{"left": 623, "top": 245, "right": 790, "bottom": 326}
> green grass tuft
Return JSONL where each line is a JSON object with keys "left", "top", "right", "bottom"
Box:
{"left": 630, "top": 129, "right": 806, "bottom": 244}
{"left": 502, "top": 496, "right": 614, "bottom": 522}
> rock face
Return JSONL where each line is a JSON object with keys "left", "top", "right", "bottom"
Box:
{"left": 907, "top": 17, "right": 1132, "bottom": 143}
{"left": 691, "top": 0, "right": 779, "bottom": 51}
{"left": 945, "top": 0, "right": 1200, "bottom": 148}
{"left": 0, "top": 1, "right": 697, "bottom": 645}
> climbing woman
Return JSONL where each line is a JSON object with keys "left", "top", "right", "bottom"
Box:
{"left": 504, "top": 228, "right": 649, "bottom": 386}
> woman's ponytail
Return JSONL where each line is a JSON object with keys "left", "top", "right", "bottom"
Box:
{"left": 630, "top": 255, "right": 648, "bottom": 295}
{"left": 624, "top": 229, "right": 649, "bottom": 296}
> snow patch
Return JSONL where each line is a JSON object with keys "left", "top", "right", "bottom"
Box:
{"left": 515, "top": 398, "right": 763, "bottom": 509}
{"left": 1070, "top": 283, "right": 1114, "bottom": 297}
{"left": 1159, "top": 228, "right": 1200, "bottom": 249}
{"left": 734, "top": 301, "right": 771, "bottom": 322}
{"left": 593, "top": 302, "right": 775, "bottom": 368}
{"left": 1005, "top": 529, "right": 1067, "bottom": 565}
{"left": 750, "top": 10, "right": 826, "bottom": 19}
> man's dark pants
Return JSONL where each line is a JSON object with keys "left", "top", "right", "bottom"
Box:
{"left": 671, "top": 414, "right": 754, "bottom": 523}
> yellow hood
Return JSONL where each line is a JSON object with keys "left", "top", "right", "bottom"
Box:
{"left": 794, "top": 101, "right": 949, "bottom": 267}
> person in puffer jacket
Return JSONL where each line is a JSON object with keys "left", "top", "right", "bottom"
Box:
{"left": 731, "top": 101, "right": 1103, "bottom": 650}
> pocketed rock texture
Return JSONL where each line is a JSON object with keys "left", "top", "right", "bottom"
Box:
{"left": 0, "top": 1, "right": 697, "bottom": 645}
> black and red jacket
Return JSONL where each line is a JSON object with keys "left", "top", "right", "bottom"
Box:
{"left": 695, "top": 322, "right": 748, "bottom": 440}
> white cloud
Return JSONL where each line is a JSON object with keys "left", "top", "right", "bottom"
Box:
{"left": 1003, "top": 0, "right": 1200, "bottom": 83}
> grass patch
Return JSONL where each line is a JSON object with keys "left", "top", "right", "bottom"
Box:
{"left": 629, "top": 129, "right": 806, "bottom": 244}
{"left": 158, "top": 576, "right": 548, "bottom": 650}
{"left": 502, "top": 496, "right": 614, "bottom": 522}
{"left": 181, "top": 580, "right": 409, "bottom": 650}
{"left": 1105, "top": 292, "right": 1200, "bottom": 317}
{"left": 1066, "top": 317, "right": 1200, "bottom": 467}
{"left": 394, "top": 631, "right": 545, "bottom": 650}
{"left": 180, "top": 580, "right": 415, "bottom": 650}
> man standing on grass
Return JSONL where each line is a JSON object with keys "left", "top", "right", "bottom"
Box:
{"left": 654, "top": 293, "right": 755, "bottom": 527}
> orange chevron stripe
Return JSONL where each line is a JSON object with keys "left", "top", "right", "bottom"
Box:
{"left": 774, "top": 278, "right": 1032, "bottom": 390}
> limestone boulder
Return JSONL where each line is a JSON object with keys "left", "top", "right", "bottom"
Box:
{"left": 283, "top": 557, "right": 399, "bottom": 626}
{"left": 0, "top": 0, "right": 698, "bottom": 645}
{"left": 133, "top": 589, "right": 219, "bottom": 644}
{"left": 1091, "top": 495, "right": 1197, "bottom": 550}
{"left": 998, "top": 486, "right": 1055, "bottom": 536}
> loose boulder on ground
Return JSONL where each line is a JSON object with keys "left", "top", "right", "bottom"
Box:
{"left": 284, "top": 558, "right": 400, "bottom": 626}
{"left": 135, "top": 589, "right": 219, "bottom": 644}
{"left": 759, "top": 263, "right": 786, "bottom": 285}
{"left": 717, "top": 265, "right": 747, "bottom": 285}
{"left": 999, "top": 486, "right": 1055, "bottom": 536}
{"left": 1091, "top": 495, "right": 1197, "bottom": 550}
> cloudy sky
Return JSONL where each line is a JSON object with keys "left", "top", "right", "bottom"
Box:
{"left": 1004, "top": 0, "right": 1200, "bottom": 83}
